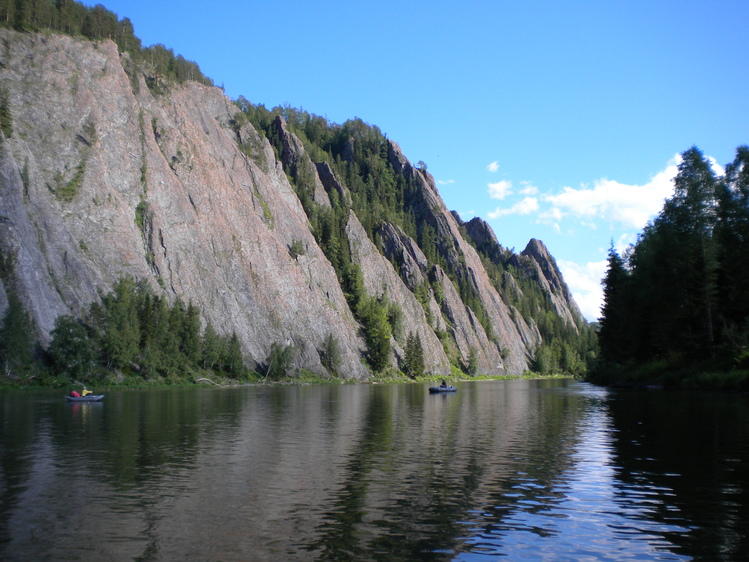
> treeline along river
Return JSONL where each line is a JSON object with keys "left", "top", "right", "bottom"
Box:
{"left": 1, "top": 380, "right": 747, "bottom": 560}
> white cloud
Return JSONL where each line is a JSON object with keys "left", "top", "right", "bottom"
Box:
{"left": 544, "top": 156, "right": 680, "bottom": 229}
{"left": 487, "top": 197, "right": 539, "bottom": 219}
{"left": 488, "top": 180, "right": 513, "bottom": 200}
{"left": 519, "top": 181, "right": 539, "bottom": 195}
{"left": 486, "top": 161, "right": 500, "bottom": 173}
{"left": 438, "top": 179, "right": 456, "bottom": 185}
{"left": 557, "top": 259, "right": 608, "bottom": 322}
{"left": 614, "top": 233, "right": 635, "bottom": 255}
{"left": 707, "top": 156, "right": 725, "bottom": 177}
{"left": 537, "top": 206, "right": 563, "bottom": 232}
{"left": 539, "top": 206, "right": 563, "bottom": 222}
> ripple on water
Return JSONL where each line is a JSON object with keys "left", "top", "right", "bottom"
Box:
{"left": 454, "top": 396, "right": 697, "bottom": 560}
{"left": 2, "top": 381, "right": 746, "bottom": 561}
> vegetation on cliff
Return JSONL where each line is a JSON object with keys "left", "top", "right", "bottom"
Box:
{"left": 0, "top": 0, "right": 212, "bottom": 88}
{"left": 238, "top": 102, "right": 596, "bottom": 376}
{"left": 1, "top": 277, "right": 248, "bottom": 385}
{"left": 460, "top": 227, "right": 597, "bottom": 376}
{"left": 0, "top": 2, "right": 596, "bottom": 383}
{"left": 592, "top": 146, "right": 749, "bottom": 389}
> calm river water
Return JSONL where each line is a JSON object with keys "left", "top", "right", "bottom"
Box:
{"left": 1, "top": 379, "right": 747, "bottom": 560}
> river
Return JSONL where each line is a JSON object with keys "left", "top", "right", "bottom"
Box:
{"left": 1, "top": 379, "right": 747, "bottom": 560}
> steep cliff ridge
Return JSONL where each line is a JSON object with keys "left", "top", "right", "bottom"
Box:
{"left": 463, "top": 217, "right": 508, "bottom": 264}
{"left": 0, "top": 29, "right": 367, "bottom": 377}
{"left": 346, "top": 212, "right": 451, "bottom": 373}
{"left": 521, "top": 238, "right": 583, "bottom": 329}
{"left": 0, "top": 27, "right": 590, "bottom": 378}
{"left": 388, "top": 145, "right": 541, "bottom": 373}
{"left": 461, "top": 216, "right": 583, "bottom": 333}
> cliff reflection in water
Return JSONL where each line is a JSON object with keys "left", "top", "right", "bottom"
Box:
{"left": 1, "top": 380, "right": 748, "bottom": 560}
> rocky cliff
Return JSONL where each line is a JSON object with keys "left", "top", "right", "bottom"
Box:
{"left": 462, "top": 216, "right": 584, "bottom": 332}
{"left": 520, "top": 238, "right": 584, "bottom": 330}
{"left": 0, "top": 28, "right": 585, "bottom": 378}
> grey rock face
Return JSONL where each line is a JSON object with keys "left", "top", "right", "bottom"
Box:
{"left": 386, "top": 142, "right": 541, "bottom": 373}
{"left": 345, "top": 212, "right": 451, "bottom": 374}
{"left": 463, "top": 217, "right": 508, "bottom": 262}
{"left": 0, "top": 29, "right": 584, "bottom": 378}
{"left": 0, "top": 29, "right": 367, "bottom": 377}
{"left": 271, "top": 116, "right": 331, "bottom": 208}
{"left": 315, "top": 162, "right": 351, "bottom": 207}
{"left": 376, "top": 222, "right": 429, "bottom": 291}
{"left": 429, "top": 265, "right": 505, "bottom": 372}
{"left": 462, "top": 217, "right": 582, "bottom": 334}
{"left": 521, "top": 238, "right": 584, "bottom": 329}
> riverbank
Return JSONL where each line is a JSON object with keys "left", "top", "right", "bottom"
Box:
{"left": 0, "top": 368, "right": 573, "bottom": 391}
{"left": 586, "top": 361, "right": 749, "bottom": 391}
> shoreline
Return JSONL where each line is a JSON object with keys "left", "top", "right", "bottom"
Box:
{"left": 586, "top": 362, "right": 749, "bottom": 392}
{"left": 0, "top": 371, "right": 574, "bottom": 392}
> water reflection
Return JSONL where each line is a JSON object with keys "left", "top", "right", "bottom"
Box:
{"left": 0, "top": 381, "right": 747, "bottom": 560}
{"left": 606, "top": 389, "right": 749, "bottom": 560}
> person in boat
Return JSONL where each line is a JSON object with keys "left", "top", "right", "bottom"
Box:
{"left": 81, "top": 388, "right": 92, "bottom": 397}
{"left": 440, "top": 379, "right": 447, "bottom": 388}
{"left": 69, "top": 390, "right": 81, "bottom": 397}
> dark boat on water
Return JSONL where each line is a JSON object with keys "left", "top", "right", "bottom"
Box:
{"left": 65, "top": 394, "right": 105, "bottom": 402}
{"left": 428, "top": 385, "right": 457, "bottom": 394}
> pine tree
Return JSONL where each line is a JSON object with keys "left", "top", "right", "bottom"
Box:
{"left": 403, "top": 333, "right": 414, "bottom": 377}
{"left": 320, "top": 333, "right": 341, "bottom": 375}
{"left": 403, "top": 332, "right": 424, "bottom": 377}
{"left": 670, "top": 147, "right": 719, "bottom": 354}
{"left": 598, "top": 245, "right": 632, "bottom": 363}
{"left": 411, "top": 333, "right": 424, "bottom": 377}
{"left": 223, "top": 333, "right": 244, "bottom": 377}
{"left": 265, "top": 341, "right": 294, "bottom": 379}
{"left": 0, "top": 290, "right": 35, "bottom": 377}
{"left": 91, "top": 277, "right": 141, "bottom": 371}
{"left": 467, "top": 347, "right": 478, "bottom": 375}
{"left": 200, "top": 322, "right": 222, "bottom": 371}
{"left": 0, "top": 87, "right": 12, "bottom": 138}
{"left": 716, "top": 146, "right": 749, "bottom": 338}
{"left": 359, "top": 297, "right": 391, "bottom": 372}
{"left": 343, "top": 263, "right": 365, "bottom": 309}
{"left": 49, "top": 315, "right": 97, "bottom": 380}
{"left": 180, "top": 302, "right": 201, "bottom": 365}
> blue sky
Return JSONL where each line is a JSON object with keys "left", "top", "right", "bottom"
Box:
{"left": 89, "top": 0, "right": 748, "bottom": 320}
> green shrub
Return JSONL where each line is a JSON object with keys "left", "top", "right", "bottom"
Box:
{"left": 55, "top": 160, "right": 86, "bottom": 202}
{"left": 320, "top": 333, "right": 342, "bottom": 375}
{"left": 288, "top": 239, "right": 305, "bottom": 259}
{"left": 265, "top": 342, "right": 295, "bottom": 379}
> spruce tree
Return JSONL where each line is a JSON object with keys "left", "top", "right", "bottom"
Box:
{"left": 223, "top": 333, "right": 244, "bottom": 377}
{"left": 320, "top": 333, "right": 341, "bottom": 375}
{"left": 92, "top": 277, "right": 141, "bottom": 371}
{"left": 201, "top": 322, "right": 222, "bottom": 371}
{"left": 49, "top": 315, "right": 97, "bottom": 380}
{"left": 403, "top": 332, "right": 424, "bottom": 377}
{"left": 0, "top": 291, "right": 35, "bottom": 377}
{"left": 359, "top": 297, "right": 391, "bottom": 372}
{"left": 411, "top": 333, "right": 424, "bottom": 377}
{"left": 467, "top": 347, "right": 478, "bottom": 375}
{"left": 0, "top": 87, "right": 12, "bottom": 138}
{"left": 598, "top": 245, "right": 631, "bottom": 363}
{"left": 716, "top": 146, "right": 749, "bottom": 339}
